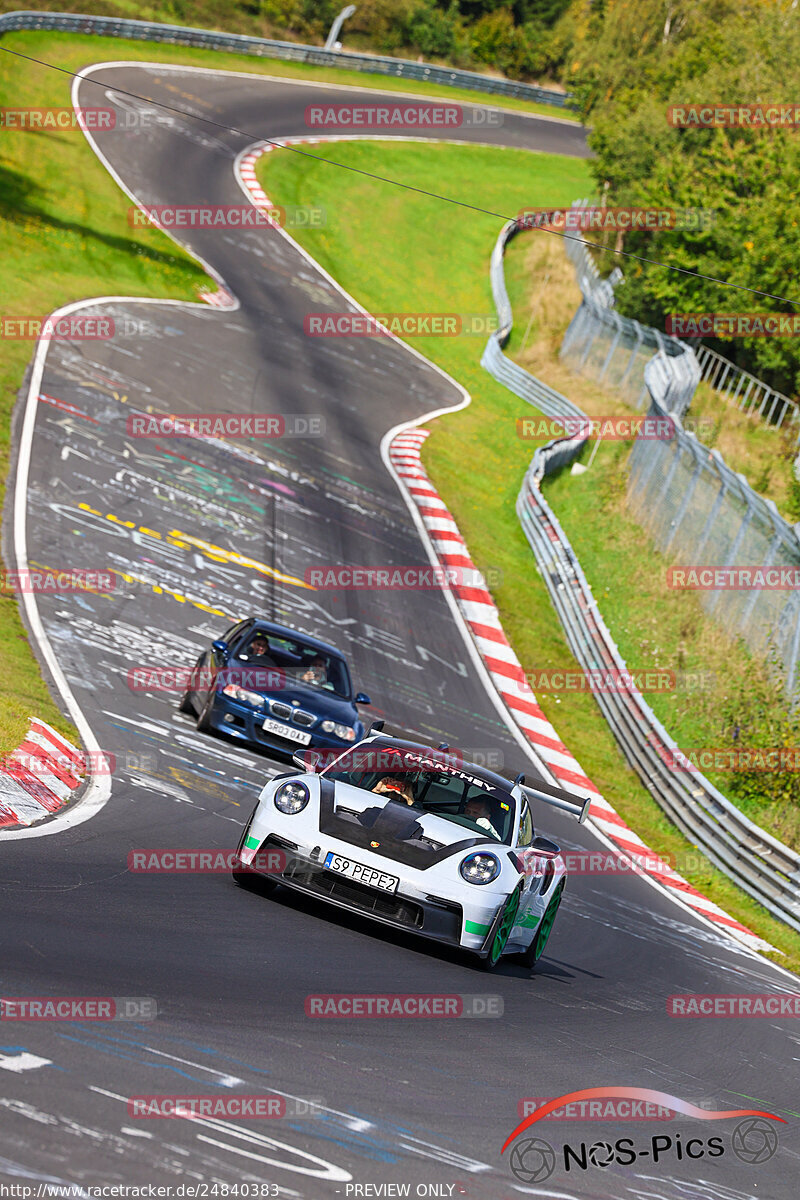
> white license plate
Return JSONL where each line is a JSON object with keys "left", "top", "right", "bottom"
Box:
{"left": 261, "top": 718, "right": 312, "bottom": 745}
{"left": 324, "top": 852, "right": 399, "bottom": 894}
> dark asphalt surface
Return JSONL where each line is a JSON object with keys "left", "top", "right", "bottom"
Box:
{"left": 0, "top": 65, "right": 797, "bottom": 1198}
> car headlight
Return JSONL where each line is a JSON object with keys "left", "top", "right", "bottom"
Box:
{"left": 274, "top": 781, "right": 310, "bottom": 815}
{"left": 460, "top": 851, "right": 501, "bottom": 885}
{"left": 222, "top": 684, "right": 264, "bottom": 707}
{"left": 320, "top": 720, "right": 356, "bottom": 741}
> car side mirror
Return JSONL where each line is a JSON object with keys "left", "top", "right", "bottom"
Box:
{"left": 293, "top": 750, "right": 322, "bottom": 773}
{"left": 531, "top": 834, "right": 560, "bottom": 855}
{"left": 211, "top": 639, "right": 229, "bottom": 658}
{"left": 355, "top": 692, "right": 371, "bottom": 705}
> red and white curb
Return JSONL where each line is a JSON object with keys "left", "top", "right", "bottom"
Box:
{"left": 198, "top": 285, "right": 236, "bottom": 308}
{"left": 388, "top": 428, "right": 772, "bottom": 954}
{"left": 0, "top": 719, "right": 86, "bottom": 829}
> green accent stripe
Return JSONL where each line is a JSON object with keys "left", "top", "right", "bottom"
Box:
{"left": 465, "top": 920, "right": 490, "bottom": 935}
{"left": 245, "top": 834, "right": 260, "bottom": 849}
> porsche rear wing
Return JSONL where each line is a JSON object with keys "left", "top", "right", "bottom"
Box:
{"left": 521, "top": 779, "right": 591, "bottom": 824}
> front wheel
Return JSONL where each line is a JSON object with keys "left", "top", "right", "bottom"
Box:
{"left": 196, "top": 689, "right": 217, "bottom": 733}
{"left": 481, "top": 883, "right": 523, "bottom": 972}
{"left": 518, "top": 878, "right": 565, "bottom": 970}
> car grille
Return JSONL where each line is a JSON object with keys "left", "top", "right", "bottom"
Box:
{"left": 268, "top": 700, "right": 316, "bottom": 728}
{"left": 281, "top": 857, "right": 423, "bottom": 928}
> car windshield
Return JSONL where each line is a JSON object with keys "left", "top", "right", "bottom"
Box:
{"left": 235, "top": 632, "right": 351, "bottom": 698}
{"left": 324, "top": 746, "right": 515, "bottom": 843}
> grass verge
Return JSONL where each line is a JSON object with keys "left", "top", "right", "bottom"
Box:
{"left": 260, "top": 137, "right": 800, "bottom": 971}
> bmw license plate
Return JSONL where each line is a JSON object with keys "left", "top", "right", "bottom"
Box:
{"left": 261, "top": 718, "right": 311, "bottom": 745}
{"left": 324, "top": 852, "right": 399, "bottom": 893}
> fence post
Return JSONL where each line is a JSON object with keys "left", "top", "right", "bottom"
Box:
{"left": 664, "top": 441, "right": 704, "bottom": 551}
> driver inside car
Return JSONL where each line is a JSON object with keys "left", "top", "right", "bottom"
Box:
{"left": 464, "top": 796, "right": 501, "bottom": 840}
{"left": 372, "top": 775, "right": 415, "bottom": 805}
{"left": 239, "top": 634, "right": 273, "bottom": 661}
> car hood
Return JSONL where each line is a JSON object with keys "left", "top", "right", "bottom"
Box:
{"left": 316, "top": 778, "right": 501, "bottom": 870}
{"left": 225, "top": 671, "right": 357, "bottom": 718}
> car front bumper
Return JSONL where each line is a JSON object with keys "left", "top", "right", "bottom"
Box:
{"left": 203, "top": 695, "right": 358, "bottom": 758}
{"left": 239, "top": 834, "right": 506, "bottom": 953}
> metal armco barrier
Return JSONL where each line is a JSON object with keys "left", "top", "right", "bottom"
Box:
{"left": 482, "top": 218, "right": 800, "bottom": 932}
{"left": 561, "top": 206, "right": 700, "bottom": 417}
{"left": 0, "top": 10, "right": 573, "bottom": 108}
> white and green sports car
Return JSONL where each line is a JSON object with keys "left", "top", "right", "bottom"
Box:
{"left": 233, "top": 735, "right": 590, "bottom": 970}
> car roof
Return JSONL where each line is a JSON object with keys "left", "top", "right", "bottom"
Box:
{"left": 247, "top": 619, "right": 346, "bottom": 660}
{"left": 363, "top": 735, "right": 518, "bottom": 797}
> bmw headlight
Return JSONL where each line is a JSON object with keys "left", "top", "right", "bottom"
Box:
{"left": 460, "top": 851, "right": 501, "bottom": 885}
{"left": 222, "top": 684, "right": 264, "bottom": 707}
{"left": 320, "top": 720, "right": 356, "bottom": 741}
{"left": 274, "top": 781, "right": 310, "bottom": 815}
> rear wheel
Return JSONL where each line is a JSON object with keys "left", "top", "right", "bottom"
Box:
{"left": 481, "top": 883, "right": 523, "bottom": 972}
{"left": 518, "top": 878, "right": 565, "bottom": 970}
{"left": 178, "top": 690, "right": 194, "bottom": 715}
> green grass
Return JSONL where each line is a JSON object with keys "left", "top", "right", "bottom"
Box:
{"left": 260, "top": 137, "right": 800, "bottom": 972}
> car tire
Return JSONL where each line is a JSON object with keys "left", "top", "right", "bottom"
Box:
{"left": 480, "top": 882, "right": 523, "bottom": 972}
{"left": 178, "top": 690, "right": 195, "bottom": 715}
{"left": 196, "top": 690, "right": 216, "bottom": 734}
{"left": 518, "top": 878, "right": 565, "bottom": 970}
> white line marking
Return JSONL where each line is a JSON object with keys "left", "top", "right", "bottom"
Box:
{"left": 0, "top": 1052, "right": 52, "bottom": 1072}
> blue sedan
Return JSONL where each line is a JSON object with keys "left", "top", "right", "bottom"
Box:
{"left": 179, "top": 618, "right": 372, "bottom": 760}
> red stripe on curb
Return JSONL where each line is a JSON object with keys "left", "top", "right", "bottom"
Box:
{"left": 4, "top": 759, "right": 63, "bottom": 813}
{"left": 16, "top": 739, "right": 80, "bottom": 788}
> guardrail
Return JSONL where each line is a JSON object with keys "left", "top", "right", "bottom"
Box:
{"left": 693, "top": 342, "right": 799, "bottom": 430}
{"left": 0, "top": 10, "right": 573, "bottom": 108}
{"left": 561, "top": 208, "right": 700, "bottom": 417}
{"left": 482, "top": 217, "right": 800, "bottom": 933}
